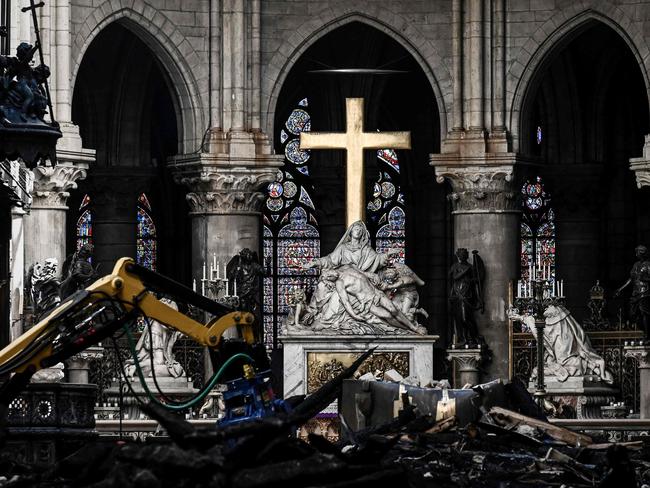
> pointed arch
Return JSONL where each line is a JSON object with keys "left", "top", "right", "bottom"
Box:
{"left": 263, "top": 10, "right": 450, "bottom": 144}
{"left": 71, "top": 5, "right": 205, "bottom": 153}
{"left": 509, "top": 8, "right": 650, "bottom": 152}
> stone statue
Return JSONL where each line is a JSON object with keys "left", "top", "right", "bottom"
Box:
{"left": 287, "top": 288, "right": 308, "bottom": 327}
{"left": 28, "top": 258, "right": 61, "bottom": 321}
{"left": 614, "top": 244, "right": 650, "bottom": 337}
{"left": 378, "top": 264, "right": 428, "bottom": 324}
{"left": 448, "top": 248, "right": 485, "bottom": 346}
{"left": 125, "top": 298, "right": 184, "bottom": 379}
{"left": 303, "top": 220, "right": 399, "bottom": 273}
{"left": 60, "top": 244, "right": 97, "bottom": 300}
{"left": 227, "top": 248, "right": 265, "bottom": 318}
{"left": 0, "top": 42, "right": 49, "bottom": 122}
{"left": 507, "top": 305, "right": 613, "bottom": 384}
{"left": 291, "top": 221, "right": 426, "bottom": 335}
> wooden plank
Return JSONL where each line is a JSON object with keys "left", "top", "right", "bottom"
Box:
{"left": 489, "top": 406, "right": 593, "bottom": 447}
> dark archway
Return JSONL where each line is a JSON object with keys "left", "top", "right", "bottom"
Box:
{"left": 272, "top": 22, "right": 449, "bottom": 340}
{"left": 70, "top": 22, "right": 189, "bottom": 281}
{"left": 521, "top": 21, "right": 650, "bottom": 322}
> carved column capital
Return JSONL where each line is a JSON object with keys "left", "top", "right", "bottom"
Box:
{"left": 170, "top": 153, "right": 283, "bottom": 215}
{"left": 624, "top": 344, "right": 650, "bottom": 369}
{"left": 447, "top": 348, "right": 484, "bottom": 371}
{"left": 430, "top": 157, "right": 519, "bottom": 213}
{"left": 31, "top": 162, "right": 88, "bottom": 209}
{"left": 630, "top": 135, "right": 650, "bottom": 188}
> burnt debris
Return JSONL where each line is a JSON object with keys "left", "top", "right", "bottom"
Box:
{"left": 1, "top": 355, "right": 650, "bottom": 487}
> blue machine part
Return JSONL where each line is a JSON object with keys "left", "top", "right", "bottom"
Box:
{"left": 218, "top": 368, "right": 290, "bottom": 427}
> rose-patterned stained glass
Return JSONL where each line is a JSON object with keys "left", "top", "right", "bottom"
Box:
{"left": 367, "top": 149, "right": 406, "bottom": 260}
{"left": 520, "top": 177, "right": 555, "bottom": 282}
{"left": 286, "top": 109, "right": 311, "bottom": 135}
{"left": 285, "top": 139, "right": 310, "bottom": 164}
{"left": 136, "top": 194, "right": 157, "bottom": 271}
{"left": 76, "top": 195, "right": 93, "bottom": 257}
{"left": 283, "top": 181, "right": 297, "bottom": 198}
{"left": 262, "top": 98, "right": 320, "bottom": 351}
{"left": 268, "top": 182, "right": 283, "bottom": 198}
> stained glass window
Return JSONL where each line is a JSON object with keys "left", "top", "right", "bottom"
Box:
{"left": 262, "top": 98, "right": 320, "bottom": 350}
{"left": 520, "top": 177, "right": 555, "bottom": 282}
{"left": 76, "top": 194, "right": 93, "bottom": 257}
{"left": 367, "top": 149, "right": 406, "bottom": 263}
{"left": 136, "top": 193, "right": 157, "bottom": 271}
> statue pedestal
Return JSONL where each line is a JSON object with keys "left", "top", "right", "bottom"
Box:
{"left": 105, "top": 376, "right": 198, "bottom": 420}
{"left": 528, "top": 375, "right": 617, "bottom": 419}
{"left": 281, "top": 334, "right": 439, "bottom": 406}
{"left": 447, "top": 348, "right": 483, "bottom": 387}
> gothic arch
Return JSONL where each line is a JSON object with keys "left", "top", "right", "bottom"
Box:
{"left": 509, "top": 7, "right": 650, "bottom": 153}
{"left": 263, "top": 9, "right": 451, "bottom": 143}
{"left": 71, "top": 4, "right": 205, "bottom": 153}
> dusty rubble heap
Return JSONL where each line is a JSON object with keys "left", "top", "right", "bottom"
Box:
{"left": 0, "top": 353, "right": 648, "bottom": 487}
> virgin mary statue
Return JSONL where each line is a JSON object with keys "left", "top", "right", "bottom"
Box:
{"left": 303, "top": 220, "right": 399, "bottom": 272}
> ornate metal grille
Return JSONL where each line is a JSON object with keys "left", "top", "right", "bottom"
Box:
{"left": 510, "top": 330, "right": 641, "bottom": 412}
{"left": 89, "top": 336, "right": 205, "bottom": 407}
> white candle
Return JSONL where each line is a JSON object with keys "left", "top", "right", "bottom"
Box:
{"left": 203, "top": 262, "right": 206, "bottom": 280}
{"left": 223, "top": 263, "right": 227, "bottom": 279}
{"left": 216, "top": 261, "right": 220, "bottom": 280}
{"left": 234, "top": 279, "right": 237, "bottom": 297}
{"left": 226, "top": 280, "right": 229, "bottom": 296}
{"left": 193, "top": 279, "right": 196, "bottom": 292}
{"left": 202, "top": 280, "right": 205, "bottom": 296}
{"left": 213, "top": 252, "right": 217, "bottom": 270}
{"left": 560, "top": 280, "right": 564, "bottom": 297}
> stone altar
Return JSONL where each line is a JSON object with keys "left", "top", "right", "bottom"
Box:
{"left": 282, "top": 334, "right": 439, "bottom": 415}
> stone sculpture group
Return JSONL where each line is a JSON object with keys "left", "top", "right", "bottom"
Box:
{"left": 288, "top": 221, "right": 427, "bottom": 335}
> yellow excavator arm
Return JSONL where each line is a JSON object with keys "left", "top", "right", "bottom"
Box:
{"left": 0, "top": 257, "right": 255, "bottom": 377}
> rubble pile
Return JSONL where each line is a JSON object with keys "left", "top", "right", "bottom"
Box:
{"left": 0, "top": 351, "right": 649, "bottom": 487}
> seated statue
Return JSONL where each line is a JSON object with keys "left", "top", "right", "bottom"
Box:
{"left": 508, "top": 304, "right": 613, "bottom": 384}
{"left": 28, "top": 258, "right": 61, "bottom": 321}
{"left": 292, "top": 221, "right": 427, "bottom": 335}
{"left": 125, "top": 298, "right": 184, "bottom": 379}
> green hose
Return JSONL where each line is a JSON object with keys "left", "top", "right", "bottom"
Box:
{"left": 123, "top": 324, "right": 254, "bottom": 412}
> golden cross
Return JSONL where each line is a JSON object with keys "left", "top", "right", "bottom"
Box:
{"left": 300, "top": 98, "right": 411, "bottom": 227}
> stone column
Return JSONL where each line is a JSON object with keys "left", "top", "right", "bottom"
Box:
{"left": 447, "top": 348, "right": 483, "bottom": 387}
{"left": 10, "top": 208, "right": 26, "bottom": 340}
{"left": 172, "top": 156, "right": 281, "bottom": 283}
{"left": 24, "top": 161, "right": 88, "bottom": 269}
{"left": 66, "top": 346, "right": 103, "bottom": 384}
{"left": 630, "top": 134, "right": 650, "bottom": 188}
{"left": 431, "top": 159, "right": 519, "bottom": 381}
{"left": 624, "top": 344, "right": 650, "bottom": 419}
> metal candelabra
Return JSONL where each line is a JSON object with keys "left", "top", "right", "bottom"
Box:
{"left": 193, "top": 253, "right": 239, "bottom": 309}
{"left": 514, "top": 258, "right": 565, "bottom": 408}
